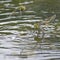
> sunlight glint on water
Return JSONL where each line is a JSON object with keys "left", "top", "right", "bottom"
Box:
{"left": 0, "top": 0, "right": 60, "bottom": 60}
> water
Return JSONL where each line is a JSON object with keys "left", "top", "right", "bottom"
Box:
{"left": 0, "top": 0, "right": 60, "bottom": 60}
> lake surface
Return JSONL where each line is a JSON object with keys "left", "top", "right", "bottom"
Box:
{"left": 0, "top": 0, "right": 60, "bottom": 60}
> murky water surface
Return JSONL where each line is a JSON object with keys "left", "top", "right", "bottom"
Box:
{"left": 0, "top": 0, "right": 60, "bottom": 60}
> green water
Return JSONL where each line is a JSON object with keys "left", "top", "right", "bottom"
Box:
{"left": 0, "top": 0, "right": 60, "bottom": 60}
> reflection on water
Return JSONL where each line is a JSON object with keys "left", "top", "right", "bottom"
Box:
{"left": 0, "top": 0, "right": 60, "bottom": 60}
